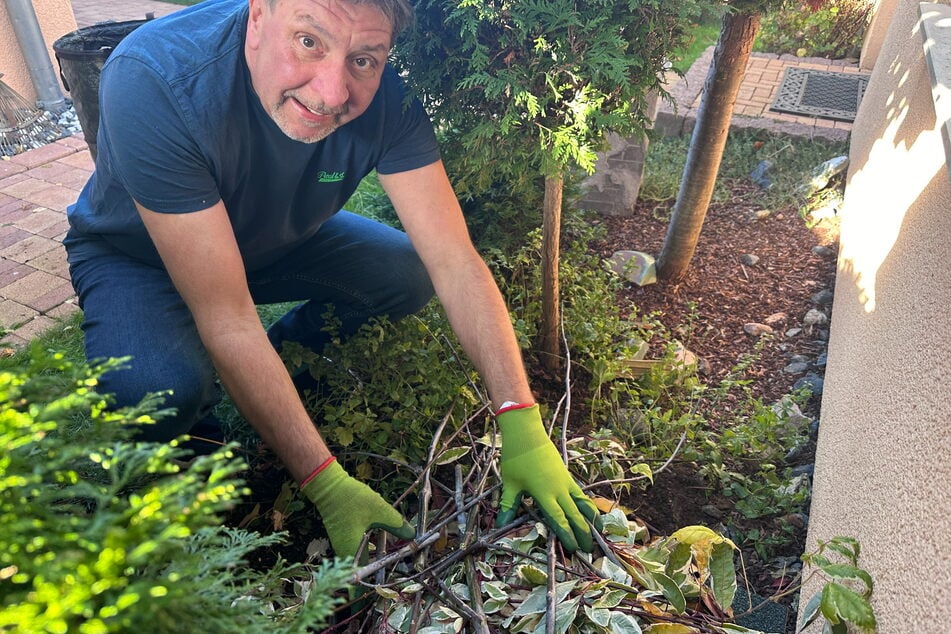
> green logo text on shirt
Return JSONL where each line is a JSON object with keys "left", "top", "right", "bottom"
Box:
{"left": 317, "top": 171, "right": 346, "bottom": 183}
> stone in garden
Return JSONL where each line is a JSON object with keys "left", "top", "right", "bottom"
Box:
{"left": 816, "top": 352, "right": 828, "bottom": 367}
{"left": 751, "top": 209, "right": 772, "bottom": 220}
{"left": 765, "top": 312, "right": 787, "bottom": 325}
{"left": 772, "top": 397, "right": 810, "bottom": 428}
{"left": 608, "top": 250, "right": 656, "bottom": 286}
{"left": 811, "top": 289, "right": 834, "bottom": 305}
{"left": 739, "top": 253, "right": 759, "bottom": 266}
{"left": 798, "top": 155, "right": 849, "bottom": 196}
{"left": 783, "top": 361, "right": 810, "bottom": 374}
{"left": 701, "top": 504, "right": 725, "bottom": 519}
{"left": 812, "top": 245, "right": 836, "bottom": 258}
{"left": 750, "top": 159, "right": 773, "bottom": 189}
{"left": 743, "top": 322, "right": 774, "bottom": 337}
{"left": 672, "top": 342, "right": 697, "bottom": 372}
{"left": 803, "top": 308, "right": 828, "bottom": 326}
{"left": 791, "top": 464, "right": 815, "bottom": 478}
{"left": 778, "top": 473, "right": 810, "bottom": 497}
{"left": 794, "top": 373, "right": 825, "bottom": 396}
{"left": 785, "top": 327, "right": 802, "bottom": 337}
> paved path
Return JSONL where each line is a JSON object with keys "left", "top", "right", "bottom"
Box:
{"left": 0, "top": 0, "right": 860, "bottom": 348}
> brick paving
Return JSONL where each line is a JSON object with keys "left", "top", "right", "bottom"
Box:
{"left": 0, "top": 0, "right": 861, "bottom": 348}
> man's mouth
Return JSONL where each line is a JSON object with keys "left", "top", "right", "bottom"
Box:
{"left": 288, "top": 96, "right": 345, "bottom": 124}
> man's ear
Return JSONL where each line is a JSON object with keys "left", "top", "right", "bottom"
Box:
{"left": 246, "top": 0, "right": 267, "bottom": 50}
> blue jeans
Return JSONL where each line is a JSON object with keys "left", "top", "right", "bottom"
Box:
{"left": 66, "top": 211, "right": 434, "bottom": 441}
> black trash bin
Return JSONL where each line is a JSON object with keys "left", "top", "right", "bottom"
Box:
{"left": 53, "top": 19, "right": 150, "bottom": 161}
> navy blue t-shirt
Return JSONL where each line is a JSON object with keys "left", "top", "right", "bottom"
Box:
{"left": 66, "top": 0, "right": 441, "bottom": 272}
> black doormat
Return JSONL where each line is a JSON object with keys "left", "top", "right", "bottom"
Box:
{"left": 770, "top": 67, "right": 870, "bottom": 122}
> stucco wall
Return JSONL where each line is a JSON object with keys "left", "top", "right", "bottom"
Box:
{"left": 800, "top": 2, "right": 951, "bottom": 632}
{"left": 0, "top": 0, "right": 77, "bottom": 105}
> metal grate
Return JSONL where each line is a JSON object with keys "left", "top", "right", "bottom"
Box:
{"left": 770, "top": 67, "right": 870, "bottom": 122}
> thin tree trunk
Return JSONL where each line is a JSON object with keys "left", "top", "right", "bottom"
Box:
{"left": 539, "top": 173, "right": 563, "bottom": 371}
{"left": 656, "top": 10, "right": 762, "bottom": 282}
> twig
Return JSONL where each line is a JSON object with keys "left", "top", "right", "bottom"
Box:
{"left": 545, "top": 535, "right": 557, "bottom": 634}
{"left": 559, "top": 307, "right": 572, "bottom": 464}
{"left": 434, "top": 578, "right": 491, "bottom": 634}
{"left": 465, "top": 556, "right": 488, "bottom": 633}
{"left": 454, "top": 464, "right": 467, "bottom": 534}
{"left": 582, "top": 429, "right": 687, "bottom": 491}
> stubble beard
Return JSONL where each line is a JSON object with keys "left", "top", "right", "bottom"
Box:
{"left": 270, "top": 93, "right": 346, "bottom": 144}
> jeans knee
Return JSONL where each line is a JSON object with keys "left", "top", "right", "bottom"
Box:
{"left": 98, "top": 361, "right": 217, "bottom": 442}
{"left": 392, "top": 248, "right": 434, "bottom": 316}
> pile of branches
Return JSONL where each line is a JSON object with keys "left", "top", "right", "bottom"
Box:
{"left": 313, "top": 405, "right": 777, "bottom": 634}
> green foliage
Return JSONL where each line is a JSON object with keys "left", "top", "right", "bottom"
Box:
{"left": 393, "top": 0, "right": 705, "bottom": 195}
{"left": 486, "top": 220, "right": 655, "bottom": 375}
{"left": 799, "top": 537, "right": 877, "bottom": 633}
{"left": 756, "top": 0, "right": 872, "bottom": 59}
{"left": 282, "top": 304, "right": 482, "bottom": 486}
{"left": 0, "top": 348, "right": 350, "bottom": 633}
{"left": 641, "top": 129, "right": 850, "bottom": 210}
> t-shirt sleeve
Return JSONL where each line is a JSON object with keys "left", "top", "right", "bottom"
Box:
{"left": 98, "top": 54, "right": 221, "bottom": 214}
{"left": 374, "top": 73, "right": 441, "bottom": 175}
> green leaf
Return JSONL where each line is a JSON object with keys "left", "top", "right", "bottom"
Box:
{"left": 530, "top": 596, "right": 579, "bottom": 634}
{"left": 374, "top": 586, "right": 400, "bottom": 600}
{"left": 592, "top": 588, "right": 628, "bottom": 609}
{"left": 434, "top": 446, "right": 470, "bottom": 466}
{"left": 583, "top": 605, "right": 612, "bottom": 627}
{"left": 817, "top": 563, "right": 873, "bottom": 595}
{"left": 709, "top": 541, "right": 737, "bottom": 612}
{"left": 798, "top": 591, "right": 822, "bottom": 631}
{"left": 517, "top": 564, "right": 549, "bottom": 587}
{"left": 609, "top": 611, "right": 644, "bottom": 634}
{"left": 670, "top": 525, "right": 736, "bottom": 549}
{"left": 601, "top": 509, "right": 631, "bottom": 537}
{"left": 644, "top": 624, "right": 698, "bottom": 633}
{"left": 629, "top": 462, "right": 654, "bottom": 484}
{"left": 483, "top": 580, "right": 508, "bottom": 601}
{"left": 652, "top": 572, "right": 687, "bottom": 614}
{"left": 512, "top": 580, "right": 578, "bottom": 617}
{"left": 821, "top": 582, "right": 877, "bottom": 631}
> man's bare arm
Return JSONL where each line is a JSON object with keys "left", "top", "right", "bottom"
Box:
{"left": 137, "top": 201, "right": 330, "bottom": 481}
{"left": 378, "top": 161, "right": 534, "bottom": 408}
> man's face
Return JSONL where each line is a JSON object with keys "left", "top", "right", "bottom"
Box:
{"left": 245, "top": 0, "right": 392, "bottom": 143}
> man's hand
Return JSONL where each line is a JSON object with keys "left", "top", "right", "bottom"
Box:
{"left": 495, "top": 404, "right": 602, "bottom": 553}
{"left": 301, "top": 458, "right": 415, "bottom": 559}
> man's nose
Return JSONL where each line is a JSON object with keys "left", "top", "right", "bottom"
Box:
{"left": 308, "top": 61, "right": 350, "bottom": 110}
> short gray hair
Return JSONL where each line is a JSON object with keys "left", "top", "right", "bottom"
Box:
{"left": 265, "top": 0, "right": 414, "bottom": 39}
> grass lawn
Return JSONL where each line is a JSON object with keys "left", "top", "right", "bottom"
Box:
{"left": 671, "top": 21, "right": 721, "bottom": 74}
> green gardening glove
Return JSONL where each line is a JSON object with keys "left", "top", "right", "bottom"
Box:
{"left": 301, "top": 458, "right": 416, "bottom": 560}
{"left": 495, "top": 404, "right": 603, "bottom": 553}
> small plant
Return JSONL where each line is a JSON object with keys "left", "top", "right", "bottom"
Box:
{"left": 798, "top": 536, "right": 877, "bottom": 633}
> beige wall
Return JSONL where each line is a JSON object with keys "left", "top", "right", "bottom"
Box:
{"left": 800, "top": 2, "right": 951, "bottom": 632}
{"left": 0, "top": 0, "right": 77, "bottom": 105}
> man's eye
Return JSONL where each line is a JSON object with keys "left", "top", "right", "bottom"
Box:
{"left": 353, "top": 57, "right": 374, "bottom": 69}
{"left": 299, "top": 36, "right": 316, "bottom": 49}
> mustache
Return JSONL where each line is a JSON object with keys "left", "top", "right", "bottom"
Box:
{"left": 282, "top": 92, "right": 348, "bottom": 116}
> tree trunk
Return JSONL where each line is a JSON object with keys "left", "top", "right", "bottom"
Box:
{"left": 539, "top": 173, "right": 563, "bottom": 371}
{"left": 656, "top": 10, "right": 762, "bottom": 282}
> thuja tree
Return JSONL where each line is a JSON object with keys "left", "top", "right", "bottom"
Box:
{"left": 0, "top": 348, "right": 350, "bottom": 633}
{"left": 394, "top": 0, "right": 703, "bottom": 369}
